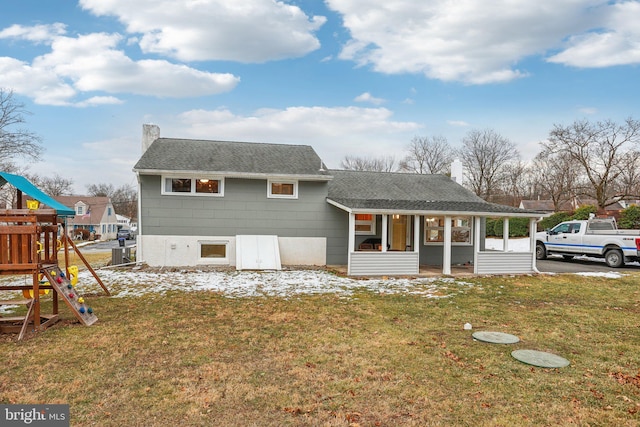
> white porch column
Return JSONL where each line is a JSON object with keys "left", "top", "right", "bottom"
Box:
{"left": 348, "top": 212, "right": 355, "bottom": 275}
{"left": 413, "top": 215, "right": 420, "bottom": 253}
{"left": 503, "top": 218, "right": 509, "bottom": 252}
{"left": 529, "top": 218, "right": 538, "bottom": 272}
{"left": 443, "top": 215, "right": 452, "bottom": 275}
{"left": 473, "top": 217, "right": 481, "bottom": 274}
{"left": 381, "top": 214, "right": 388, "bottom": 252}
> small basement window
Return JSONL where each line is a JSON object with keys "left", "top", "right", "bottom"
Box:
{"left": 268, "top": 180, "right": 298, "bottom": 199}
{"left": 199, "top": 241, "right": 229, "bottom": 264}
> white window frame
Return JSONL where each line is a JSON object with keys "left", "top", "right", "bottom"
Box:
{"left": 267, "top": 179, "right": 298, "bottom": 199}
{"left": 424, "top": 216, "right": 473, "bottom": 246}
{"left": 161, "top": 175, "right": 225, "bottom": 197}
{"left": 355, "top": 213, "right": 376, "bottom": 235}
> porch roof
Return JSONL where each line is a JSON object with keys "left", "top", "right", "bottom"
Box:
{"left": 327, "top": 170, "right": 545, "bottom": 218}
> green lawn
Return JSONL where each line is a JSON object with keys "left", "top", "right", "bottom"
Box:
{"left": 1, "top": 270, "right": 639, "bottom": 426}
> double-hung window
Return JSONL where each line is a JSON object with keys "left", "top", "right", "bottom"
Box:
{"left": 162, "top": 176, "right": 224, "bottom": 196}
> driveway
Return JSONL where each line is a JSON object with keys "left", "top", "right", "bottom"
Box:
{"left": 537, "top": 255, "right": 640, "bottom": 274}
{"left": 76, "top": 238, "right": 136, "bottom": 252}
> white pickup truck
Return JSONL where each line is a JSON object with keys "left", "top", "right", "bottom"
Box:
{"left": 535, "top": 218, "right": 640, "bottom": 267}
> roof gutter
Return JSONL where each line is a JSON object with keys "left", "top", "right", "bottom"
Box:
{"left": 134, "top": 169, "right": 333, "bottom": 181}
{"left": 326, "top": 198, "right": 550, "bottom": 219}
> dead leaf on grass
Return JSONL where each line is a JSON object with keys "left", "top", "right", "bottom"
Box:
{"left": 609, "top": 371, "right": 640, "bottom": 388}
{"left": 283, "top": 407, "right": 302, "bottom": 415}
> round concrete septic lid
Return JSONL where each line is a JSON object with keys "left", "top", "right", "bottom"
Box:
{"left": 472, "top": 331, "right": 520, "bottom": 344}
{"left": 511, "top": 349, "right": 570, "bottom": 368}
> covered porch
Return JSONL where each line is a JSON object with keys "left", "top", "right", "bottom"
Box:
{"left": 344, "top": 211, "right": 542, "bottom": 276}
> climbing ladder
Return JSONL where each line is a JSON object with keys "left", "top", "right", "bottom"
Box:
{"left": 40, "top": 265, "right": 97, "bottom": 326}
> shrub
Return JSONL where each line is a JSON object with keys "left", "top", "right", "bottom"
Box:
{"left": 488, "top": 217, "right": 530, "bottom": 237}
{"left": 571, "top": 205, "right": 597, "bottom": 220}
{"left": 538, "top": 212, "right": 571, "bottom": 231}
{"left": 618, "top": 204, "right": 640, "bottom": 229}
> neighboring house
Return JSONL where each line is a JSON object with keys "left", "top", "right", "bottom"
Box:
{"left": 53, "top": 196, "right": 119, "bottom": 241}
{"left": 133, "top": 125, "right": 546, "bottom": 276}
{"left": 116, "top": 214, "right": 132, "bottom": 229}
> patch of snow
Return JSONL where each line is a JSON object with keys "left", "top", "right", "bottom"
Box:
{"left": 88, "top": 269, "right": 476, "bottom": 299}
{"left": 574, "top": 272, "right": 624, "bottom": 279}
{"left": 485, "top": 238, "right": 531, "bottom": 252}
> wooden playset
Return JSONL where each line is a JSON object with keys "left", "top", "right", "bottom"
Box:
{"left": 0, "top": 174, "right": 110, "bottom": 340}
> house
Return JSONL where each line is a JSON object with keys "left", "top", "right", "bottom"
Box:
{"left": 53, "top": 196, "right": 119, "bottom": 240}
{"left": 519, "top": 198, "right": 624, "bottom": 216}
{"left": 133, "top": 125, "right": 546, "bottom": 276}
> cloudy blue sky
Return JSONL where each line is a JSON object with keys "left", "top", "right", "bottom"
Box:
{"left": 1, "top": 0, "right": 639, "bottom": 192}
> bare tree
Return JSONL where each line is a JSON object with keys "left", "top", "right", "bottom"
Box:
{"left": 400, "top": 135, "right": 453, "bottom": 174}
{"left": 457, "top": 129, "right": 519, "bottom": 201}
{"left": 499, "top": 160, "right": 532, "bottom": 207}
{"left": 111, "top": 185, "right": 138, "bottom": 220}
{"left": 87, "top": 182, "right": 137, "bottom": 219}
{"left": 542, "top": 118, "right": 640, "bottom": 209}
{"left": 28, "top": 173, "right": 74, "bottom": 196}
{"left": 86, "top": 183, "right": 115, "bottom": 197}
{"left": 614, "top": 150, "right": 640, "bottom": 200}
{"left": 530, "top": 151, "right": 580, "bottom": 211}
{"left": 340, "top": 155, "right": 398, "bottom": 172}
{"left": 0, "top": 88, "right": 42, "bottom": 170}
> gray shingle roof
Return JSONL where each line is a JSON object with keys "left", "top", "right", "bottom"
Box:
{"left": 134, "top": 138, "right": 330, "bottom": 177}
{"left": 327, "top": 170, "right": 544, "bottom": 216}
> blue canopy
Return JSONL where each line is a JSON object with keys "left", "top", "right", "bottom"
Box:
{"left": 0, "top": 171, "right": 76, "bottom": 216}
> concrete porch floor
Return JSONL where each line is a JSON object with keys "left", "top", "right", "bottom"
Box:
{"left": 327, "top": 264, "right": 476, "bottom": 278}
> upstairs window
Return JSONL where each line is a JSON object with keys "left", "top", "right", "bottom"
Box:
{"left": 268, "top": 180, "right": 298, "bottom": 199}
{"left": 162, "top": 176, "right": 224, "bottom": 197}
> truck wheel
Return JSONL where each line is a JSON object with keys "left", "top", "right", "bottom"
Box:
{"left": 536, "top": 242, "right": 547, "bottom": 260}
{"left": 604, "top": 249, "right": 624, "bottom": 268}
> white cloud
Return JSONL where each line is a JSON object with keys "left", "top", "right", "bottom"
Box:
{"left": 174, "top": 105, "right": 422, "bottom": 167}
{"left": 578, "top": 107, "right": 598, "bottom": 115}
{"left": 354, "top": 92, "right": 385, "bottom": 105}
{"left": 0, "top": 29, "right": 239, "bottom": 105}
{"left": 79, "top": 0, "right": 326, "bottom": 62}
{"left": 326, "top": 0, "right": 639, "bottom": 84}
{"left": 447, "top": 120, "right": 470, "bottom": 127}
{"left": 547, "top": 2, "right": 640, "bottom": 67}
{"left": 29, "top": 135, "right": 141, "bottom": 193}
{"left": 0, "top": 23, "right": 67, "bottom": 43}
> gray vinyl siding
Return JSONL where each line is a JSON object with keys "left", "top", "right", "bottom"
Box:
{"left": 140, "top": 175, "right": 347, "bottom": 261}
{"left": 349, "top": 252, "right": 419, "bottom": 276}
{"left": 475, "top": 252, "right": 534, "bottom": 274}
